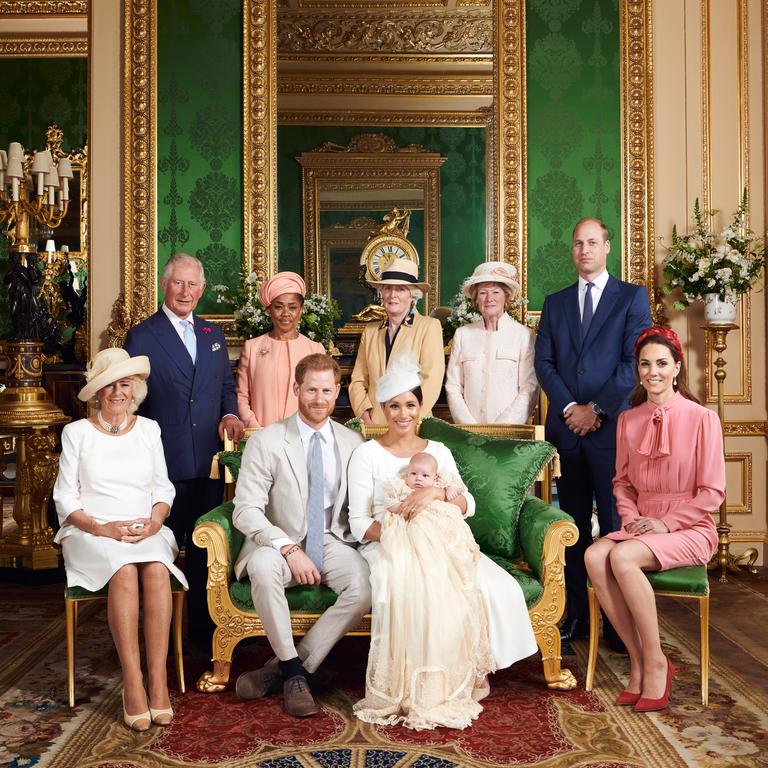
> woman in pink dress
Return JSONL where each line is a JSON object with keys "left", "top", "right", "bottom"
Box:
{"left": 585, "top": 326, "right": 724, "bottom": 713}
{"left": 236, "top": 272, "right": 325, "bottom": 427}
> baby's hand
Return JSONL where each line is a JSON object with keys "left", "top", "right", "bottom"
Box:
{"left": 444, "top": 485, "right": 461, "bottom": 501}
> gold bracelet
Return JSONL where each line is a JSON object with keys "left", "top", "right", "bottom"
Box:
{"left": 283, "top": 544, "right": 301, "bottom": 558}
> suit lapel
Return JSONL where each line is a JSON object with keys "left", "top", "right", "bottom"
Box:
{"left": 582, "top": 276, "right": 620, "bottom": 351}
{"left": 564, "top": 284, "right": 581, "bottom": 351}
{"left": 192, "top": 316, "right": 213, "bottom": 390}
{"left": 284, "top": 416, "right": 309, "bottom": 507}
{"left": 149, "top": 310, "right": 195, "bottom": 380}
{"left": 330, "top": 421, "right": 350, "bottom": 516}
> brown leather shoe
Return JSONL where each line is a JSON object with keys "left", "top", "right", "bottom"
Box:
{"left": 282, "top": 674, "right": 319, "bottom": 717}
{"left": 235, "top": 657, "right": 281, "bottom": 700}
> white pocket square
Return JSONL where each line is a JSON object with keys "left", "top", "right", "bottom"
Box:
{"left": 211, "top": 342, "right": 221, "bottom": 352}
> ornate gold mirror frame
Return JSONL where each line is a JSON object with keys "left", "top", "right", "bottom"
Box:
{"left": 118, "top": 0, "right": 654, "bottom": 335}
{"left": 297, "top": 134, "right": 446, "bottom": 315}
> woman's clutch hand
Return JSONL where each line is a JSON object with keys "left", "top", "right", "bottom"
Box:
{"left": 397, "top": 487, "right": 443, "bottom": 521}
{"left": 119, "top": 517, "right": 161, "bottom": 543}
{"left": 624, "top": 517, "right": 668, "bottom": 535}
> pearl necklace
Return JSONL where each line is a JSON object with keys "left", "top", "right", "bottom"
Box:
{"left": 97, "top": 410, "right": 129, "bottom": 434}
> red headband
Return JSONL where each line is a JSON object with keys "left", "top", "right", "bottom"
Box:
{"left": 634, "top": 326, "right": 683, "bottom": 359}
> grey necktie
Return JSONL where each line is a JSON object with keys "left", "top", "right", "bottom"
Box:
{"left": 182, "top": 319, "right": 197, "bottom": 363}
{"left": 581, "top": 282, "right": 594, "bottom": 340}
{"left": 305, "top": 431, "right": 324, "bottom": 571}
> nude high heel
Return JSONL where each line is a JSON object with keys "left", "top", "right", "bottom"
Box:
{"left": 122, "top": 690, "right": 151, "bottom": 732}
{"left": 149, "top": 700, "right": 174, "bottom": 726}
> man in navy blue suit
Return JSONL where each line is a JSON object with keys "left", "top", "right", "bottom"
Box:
{"left": 534, "top": 218, "right": 651, "bottom": 646}
{"left": 125, "top": 253, "right": 244, "bottom": 647}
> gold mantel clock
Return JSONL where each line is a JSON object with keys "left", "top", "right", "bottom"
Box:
{"left": 359, "top": 208, "right": 418, "bottom": 283}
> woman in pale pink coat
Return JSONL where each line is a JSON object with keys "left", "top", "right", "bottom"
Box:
{"left": 236, "top": 272, "right": 324, "bottom": 428}
{"left": 585, "top": 327, "right": 724, "bottom": 713}
{"left": 446, "top": 262, "right": 538, "bottom": 424}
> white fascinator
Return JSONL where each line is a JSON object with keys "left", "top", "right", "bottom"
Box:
{"left": 375, "top": 354, "right": 422, "bottom": 404}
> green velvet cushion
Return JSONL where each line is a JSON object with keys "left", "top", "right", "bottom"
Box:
{"left": 230, "top": 581, "right": 340, "bottom": 612}
{"left": 195, "top": 501, "right": 243, "bottom": 580}
{"left": 218, "top": 450, "right": 244, "bottom": 483}
{"left": 418, "top": 418, "right": 557, "bottom": 560}
{"left": 517, "top": 495, "right": 575, "bottom": 582}
{"left": 646, "top": 565, "right": 709, "bottom": 596}
{"left": 486, "top": 554, "right": 544, "bottom": 608}
{"left": 66, "top": 574, "right": 186, "bottom": 601}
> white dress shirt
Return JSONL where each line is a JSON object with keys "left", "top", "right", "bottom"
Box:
{"left": 161, "top": 302, "right": 193, "bottom": 341}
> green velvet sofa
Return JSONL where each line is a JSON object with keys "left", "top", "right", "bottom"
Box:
{"left": 192, "top": 418, "right": 579, "bottom": 693}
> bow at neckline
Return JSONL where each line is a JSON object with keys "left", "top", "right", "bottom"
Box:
{"left": 638, "top": 406, "right": 671, "bottom": 458}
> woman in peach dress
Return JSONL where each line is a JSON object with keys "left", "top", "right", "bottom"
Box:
{"left": 585, "top": 326, "right": 724, "bottom": 713}
{"left": 236, "top": 272, "right": 324, "bottom": 427}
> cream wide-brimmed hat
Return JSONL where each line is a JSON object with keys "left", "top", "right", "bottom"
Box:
{"left": 375, "top": 355, "right": 422, "bottom": 404}
{"left": 78, "top": 348, "right": 150, "bottom": 402}
{"left": 367, "top": 257, "right": 430, "bottom": 292}
{"left": 461, "top": 261, "right": 520, "bottom": 299}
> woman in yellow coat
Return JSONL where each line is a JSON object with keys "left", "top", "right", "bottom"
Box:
{"left": 236, "top": 272, "right": 325, "bottom": 427}
{"left": 349, "top": 258, "right": 445, "bottom": 425}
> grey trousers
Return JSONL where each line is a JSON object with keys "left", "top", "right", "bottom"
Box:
{"left": 245, "top": 533, "right": 371, "bottom": 673}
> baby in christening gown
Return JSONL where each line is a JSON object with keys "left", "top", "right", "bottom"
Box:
{"left": 353, "top": 453, "right": 496, "bottom": 731}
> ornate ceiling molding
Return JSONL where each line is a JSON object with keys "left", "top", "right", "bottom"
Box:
{"left": 279, "top": 73, "right": 492, "bottom": 95}
{"left": 278, "top": 109, "right": 490, "bottom": 125}
{"left": 0, "top": 0, "right": 87, "bottom": 15}
{"left": 0, "top": 33, "right": 87, "bottom": 57}
{"left": 278, "top": 11, "right": 491, "bottom": 54}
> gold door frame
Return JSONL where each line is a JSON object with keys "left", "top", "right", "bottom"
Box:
{"left": 118, "top": 0, "right": 655, "bottom": 331}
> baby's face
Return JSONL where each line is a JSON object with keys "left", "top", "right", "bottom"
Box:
{"left": 406, "top": 458, "right": 437, "bottom": 489}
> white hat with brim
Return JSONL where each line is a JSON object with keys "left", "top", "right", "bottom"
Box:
{"left": 367, "top": 257, "right": 430, "bottom": 292}
{"left": 461, "top": 261, "right": 520, "bottom": 298}
{"left": 375, "top": 355, "right": 422, "bottom": 404}
{"left": 78, "top": 348, "right": 150, "bottom": 402}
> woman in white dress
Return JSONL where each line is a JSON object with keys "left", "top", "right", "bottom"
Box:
{"left": 53, "top": 348, "right": 188, "bottom": 732}
{"left": 347, "top": 357, "right": 537, "bottom": 730}
{"left": 446, "top": 261, "right": 538, "bottom": 424}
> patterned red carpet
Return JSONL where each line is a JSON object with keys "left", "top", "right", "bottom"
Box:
{"left": 2, "top": 581, "right": 768, "bottom": 768}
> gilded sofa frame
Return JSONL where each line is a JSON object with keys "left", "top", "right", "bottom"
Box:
{"left": 193, "top": 422, "right": 578, "bottom": 693}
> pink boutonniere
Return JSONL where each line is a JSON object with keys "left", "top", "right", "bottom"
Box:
{"left": 201, "top": 327, "right": 212, "bottom": 334}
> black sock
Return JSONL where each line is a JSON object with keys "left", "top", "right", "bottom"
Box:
{"left": 279, "top": 657, "right": 305, "bottom": 681}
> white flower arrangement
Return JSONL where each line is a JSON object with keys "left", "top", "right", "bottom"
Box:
{"left": 662, "top": 192, "right": 766, "bottom": 310}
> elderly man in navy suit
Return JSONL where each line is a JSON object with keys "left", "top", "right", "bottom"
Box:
{"left": 534, "top": 218, "right": 651, "bottom": 648}
{"left": 125, "top": 253, "right": 244, "bottom": 648}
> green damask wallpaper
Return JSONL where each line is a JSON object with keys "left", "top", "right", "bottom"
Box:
{"left": 157, "top": 0, "right": 243, "bottom": 314}
{"left": 278, "top": 125, "right": 486, "bottom": 307}
{"left": 0, "top": 57, "right": 87, "bottom": 338}
{"left": 526, "top": 0, "right": 621, "bottom": 310}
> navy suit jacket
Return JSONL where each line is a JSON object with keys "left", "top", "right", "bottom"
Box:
{"left": 124, "top": 310, "right": 237, "bottom": 482}
{"left": 534, "top": 275, "right": 651, "bottom": 453}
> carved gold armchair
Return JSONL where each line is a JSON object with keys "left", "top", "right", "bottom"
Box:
{"left": 192, "top": 418, "right": 578, "bottom": 693}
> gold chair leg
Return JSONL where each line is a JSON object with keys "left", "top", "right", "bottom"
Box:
{"left": 700, "top": 595, "right": 710, "bottom": 706}
{"left": 585, "top": 586, "right": 600, "bottom": 691}
{"left": 172, "top": 590, "right": 186, "bottom": 694}
{"left": 65, "top": 600, "right": 77, "bottom": 708}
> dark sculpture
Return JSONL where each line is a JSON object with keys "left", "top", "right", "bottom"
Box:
{"left": 5, "top": 251, "right": 46, "bottom": 341}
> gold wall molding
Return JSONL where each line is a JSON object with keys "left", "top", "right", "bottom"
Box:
{"left": 279, "top": 52, "right": 491, "bottom": 63}
{"left": 700, "top": 0, "right": 711, "bottom": 211}
{"left": 111, "top": 0, "right": 156, "bottom": 347}
{"left": 278, "top": 109, "right": 490, "bottom": 125}
{"left": 243, "top": 0, "right": 278, "bottom": 286}
{"left": 0, "top": 34, "right": 87, "bottom": 57}
{"left": 279, "top": 73, "right": 493, "bottom": 95}
{"left": 621, "top": 0, "right": 656, "bottom": 304}
{"left": 0, "top": 0, "right": 87, "bottom": 15}
{"left": 277, "top": 12, "right": 491, "bottom": 54}
{"left": 729, "top": 531, "right": 768, "bottom": 544}
{"left": 725, "top": 452, "right": 752, "bottom": 514}
{"left": 723, "top": 421, "right": 768, "bottom": 436}
{"left": 705, "top": 296, "right": 751, "bottom": 403}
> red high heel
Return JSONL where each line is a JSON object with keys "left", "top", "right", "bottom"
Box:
{"left": 615, "top": 690, "right": 641, "bottom": 706}
{"left": 634, "top": 658, "right": 677, "bottom": 712}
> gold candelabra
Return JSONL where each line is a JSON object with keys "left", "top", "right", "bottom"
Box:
{"left": 0, "top": 125, "right": 73, "bottom": 569}
{"left": 702, "top": 322, "right": 759, "bottom": 582}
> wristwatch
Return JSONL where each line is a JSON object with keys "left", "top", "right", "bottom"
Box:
{"left": 590, "top": 401, "right": 607, "bottom": 420}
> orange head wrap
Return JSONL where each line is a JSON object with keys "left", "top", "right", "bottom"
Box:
{"left": 258, "top": 271, "right": 306, "bottom": 308}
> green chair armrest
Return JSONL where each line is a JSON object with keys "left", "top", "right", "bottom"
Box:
{"left": 195, "top": 501, "right": 243, "bottom": 579}
{"left": 517, "top": 495, "right": 576, "bottom": 581}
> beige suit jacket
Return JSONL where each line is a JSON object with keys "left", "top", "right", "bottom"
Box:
{"left": 445, "top": 313, "right": 539, "bottom": 424}
{"left": 348, "top": 311, "right": 445, "bottom": 423}
{"left": 232, "top": 414, "right": 364, "bottom": 580}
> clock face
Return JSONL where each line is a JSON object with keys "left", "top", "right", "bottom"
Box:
{"left": 361, "top": 234, "right": 419, "bottom": 281}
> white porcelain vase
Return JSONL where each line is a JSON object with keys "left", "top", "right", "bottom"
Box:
{"left": 703, "top": 293, "right": 738, "bottom": 325}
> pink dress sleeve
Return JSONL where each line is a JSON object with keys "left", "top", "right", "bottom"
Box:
{"left": 663, "top": 408, "right": 725, "bottom": 532}
{"left": 236, "top": 341, "right": 260, "bottom": 428}
{"left": 612, "top": 412, "right": 640, "bottom": 527}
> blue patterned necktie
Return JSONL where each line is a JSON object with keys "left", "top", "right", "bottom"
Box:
{"left": 182, "top": 319, "right": 197, "bottom": 363}
{"left": 581, "top": 282, "right": 594, "bottom": 340}
{"left": 305, "top": 431, "right": 325, "bottom": 571}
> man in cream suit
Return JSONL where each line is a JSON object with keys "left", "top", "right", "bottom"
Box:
{"left": 232, "top": 354, "right": 369, "bottom": 717}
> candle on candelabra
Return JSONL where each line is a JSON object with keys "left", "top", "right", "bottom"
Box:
{"left": 45, "top": 240, "right": 56, "bottom": 264}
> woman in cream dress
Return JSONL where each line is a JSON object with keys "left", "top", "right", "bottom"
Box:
{"left": 236, "top": 271, "right": 325, "bottom": 427}
{"left": 446, "top": 261, "right": 538, "bottom": 424}
{"left": 53, "top": 349, "right": 187, "bottom": 732}
{"left": 347, "top": 357, "right": 537, "bottom": 730}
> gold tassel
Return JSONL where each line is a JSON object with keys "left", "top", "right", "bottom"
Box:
{"left": 209, "top": 453, "right": 220, "bottom": 480}
{"left": 552, "top": 452, "right": 561, "bottom": 478}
